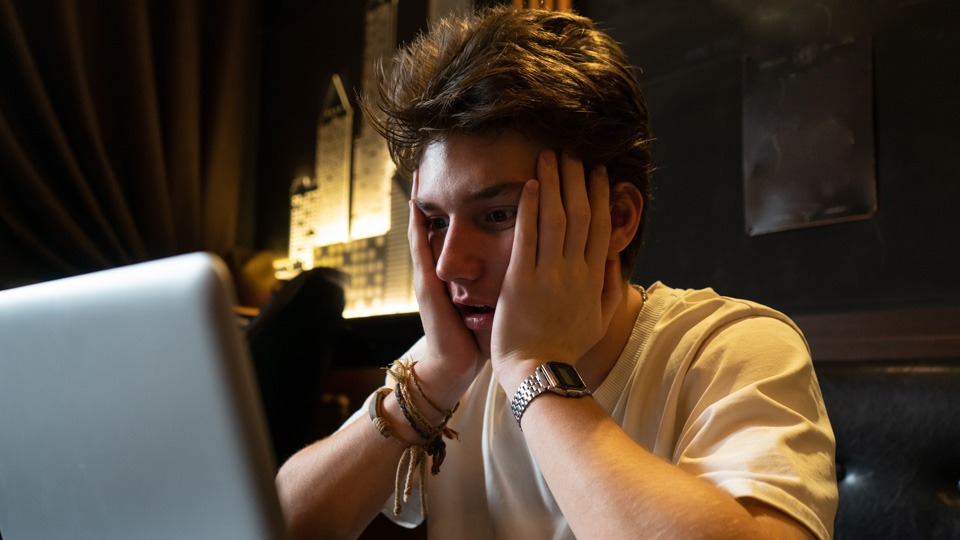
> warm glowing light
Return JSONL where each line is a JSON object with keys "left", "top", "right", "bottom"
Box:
{"left": 279, "top": 11, "right": 414, "bottom": 319}
{"left": 272, "top": 258, "right": 301, "bottom": 281}
{"left": 349, "top": 135, "right": 394, "bottom": 240}
{"left": 343, "top": 301, "right": 419, "bottom": 319}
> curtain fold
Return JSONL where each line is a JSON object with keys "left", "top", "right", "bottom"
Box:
{"left": 0, "top": 0, "right": 257, "bottom": 283}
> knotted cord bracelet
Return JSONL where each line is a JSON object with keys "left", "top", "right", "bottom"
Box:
{"left": 386, "top": 361, "right": 446, "bottom": 437}
{"left": 395, "top": 382, "right": 437, "bottom": 440}
{"left": 368, "top": 387, "right": 415, "bottom": 446}
{"left": 387, "top": 361, "right": 460, "bottom": 475}
{"left": 410, "top": 361, "right": 459, "bottom": 419}
{"left": 366, "top": 387, "right": 428, "bottom": 518}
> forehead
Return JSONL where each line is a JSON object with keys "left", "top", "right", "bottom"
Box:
{"left": 416, "top": 132, "right": 543, "bottom": 204}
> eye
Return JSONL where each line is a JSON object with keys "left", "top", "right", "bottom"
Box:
{"left": 426, "top": 216, "right": 449, "bottom": 231}
{"left": 484, "top": 208, "right": 517, "bottom": 230}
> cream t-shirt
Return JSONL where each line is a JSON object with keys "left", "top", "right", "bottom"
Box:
{"left": 363, "top": 283, "right": 838, "bottom": 540}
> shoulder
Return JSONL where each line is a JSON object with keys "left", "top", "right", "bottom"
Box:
{"left": 654, "top": 283, "right": 800, "bottom": 331}
{"left": 647, "top": 282, "right": 808, "bottom": 355}
{"left": 637, "top": 283, "right": 814, "bottom": 400}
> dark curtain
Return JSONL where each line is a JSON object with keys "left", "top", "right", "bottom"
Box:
{"left": 0, "top": 0, "right": 258, "bottom": 286}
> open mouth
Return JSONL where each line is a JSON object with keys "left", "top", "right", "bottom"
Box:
{"left": 460, "top": 304, "right": 494, "bottom": 315}
{"left": 455, "top": 302, "right": 495, "bottom": 330}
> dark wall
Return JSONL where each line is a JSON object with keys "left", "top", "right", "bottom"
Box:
{"left": 579, "top": 0, "right": 960, "bottom": 314}
{"left": 254, "top": 0, "right": 960, "bottom": 316}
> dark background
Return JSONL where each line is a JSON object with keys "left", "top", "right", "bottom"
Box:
{"left": 3, "top": 0, "right": 956, "bottom": 318}
{"left": 254, "top": 0, "right": 960, "bottom": 321}
{"left": 578, "top": 0, "right": 960, "bottom": 315}
{"left": 1, "top": 5, "right": 956, "bottom": 537}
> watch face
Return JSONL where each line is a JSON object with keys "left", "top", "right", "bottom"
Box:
{"left": 546, "top": 362, "right": 587, "bottom": 390}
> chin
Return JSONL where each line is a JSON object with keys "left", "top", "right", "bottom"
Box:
{"left": 474, "top": 330, "right": 492, "bottom": 359}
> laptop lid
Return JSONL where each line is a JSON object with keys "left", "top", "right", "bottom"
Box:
{"left": 0, "top": 252, "right": 288, "bottom": 540}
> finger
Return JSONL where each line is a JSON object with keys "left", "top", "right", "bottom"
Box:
{"left": 407, "top": 171, "right": 419, "bottom": 251}
{"left": 408, "top": 181, "right": 460, "bottom": 329}
{"left": 508, "top": 179, "right": 540, "bottom": 276}
{"left": 408, "top": 200, "right": 435, "bottom": 276}
{"left": 407, "top": 171, "right": 423, "bottom": 263}
{"left": 559, "top": 152, "right": 591, "bottom": 260}
{"left": 408, "top": 172, "right": 437, "bottom": 282}
{"left": 584, "top": 165, "right": 612, "bottom": 269}
{"left": 536, "top": 149, "right": 565, "bottom": 265}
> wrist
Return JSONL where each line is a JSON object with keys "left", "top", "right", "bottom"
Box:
{"left": 367, "top": 357, "right": 465, "bottom": 520}
{"left": 493, "top": 358, "right": 545, "bottom": 397}
{"left": 379, "top": 390, "right": 435, "bottom": 444}
{"left": 504, "top": 361, "right": 592, "bottom": 430}
{"left": 408, "top": 357, "right": 477, "bottom": 411}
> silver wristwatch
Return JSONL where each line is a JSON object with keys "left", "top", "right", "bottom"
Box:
{"left": 510, "top": 362, "right": 591, "bottom": 429}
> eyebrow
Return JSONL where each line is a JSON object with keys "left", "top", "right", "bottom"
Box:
{"left": 415, "top": 180, "right": 527, "bottom": 212}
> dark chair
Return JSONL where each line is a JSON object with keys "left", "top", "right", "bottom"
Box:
{"left": 797, "top": 306, "right": 960, "bottom": 540}
{"left": 245, "top": 267, "right": 347, "bottom": 466}
{"left": 816, "top": 360, "right": 960, "bottom": 540}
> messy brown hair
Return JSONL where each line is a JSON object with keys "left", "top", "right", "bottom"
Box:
{"left": 362, "top": 6, "right": 653, "bottom": 277}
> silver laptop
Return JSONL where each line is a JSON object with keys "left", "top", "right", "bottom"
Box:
{"left": 0, "top": 253, "right": 288, "bottom": 540}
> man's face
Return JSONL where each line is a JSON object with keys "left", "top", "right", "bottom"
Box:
{"left": 415, "top": 131, "right": 544, "bottom": 356}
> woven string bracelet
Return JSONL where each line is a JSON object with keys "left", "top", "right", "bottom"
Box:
{"left": 386, "top": 360, "right": 460, "bottom": 473}
{"left": 366, "top": 359, "right": 463, "bottom": 519}
{"left": 367, "top": 386, "right": 428, "bottom": 518}
{"left": 409, "top": 361, "right": 459, "bottom": 418}
{"left": 368, "top": 387, "right": 415, "bottom": 446}
{"left": 395, "top": 382, "right": 437, "bottom": 440}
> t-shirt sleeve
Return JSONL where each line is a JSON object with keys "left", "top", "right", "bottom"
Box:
{"left": 672, "top": 315, "right": 838, "bottom": 540}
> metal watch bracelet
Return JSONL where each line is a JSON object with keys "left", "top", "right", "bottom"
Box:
{"left": 510, "top": 363, "right": 591, "bottom": 429}
{"left": 510, "top": 369, "right": 548, "bottom": 428}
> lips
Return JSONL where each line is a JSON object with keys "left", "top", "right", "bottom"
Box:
{"left": 454, "top": 301, "right": 495, "bottom": 331}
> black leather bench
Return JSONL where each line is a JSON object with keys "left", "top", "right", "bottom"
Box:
{"left": 797, "top": 306, "right": 960, "bottom": 540}
{"left": 817, "top": 359, "right": 960, "bottom": 539}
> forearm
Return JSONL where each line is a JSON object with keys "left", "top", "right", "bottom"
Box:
{"left": 275, "top": 363, "right": 471, "bottom": 540}
{"left": 518, "top": 393, "right": 811, "bottom": 540}
{"left": 275, "top": 415, "right": 407, "bottom": 540}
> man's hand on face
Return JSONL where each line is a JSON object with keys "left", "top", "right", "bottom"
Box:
{"left": 490, "top": 150, "right": 617, "bottom": 387}
{"left": 408, "top": 172, "right": 487, "bottom": 390}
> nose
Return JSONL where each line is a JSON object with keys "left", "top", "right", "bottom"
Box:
{"left": 434, "top": 221, "right": 483, "bottom": 284}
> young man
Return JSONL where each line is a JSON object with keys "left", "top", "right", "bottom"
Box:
{"left": 276, "top": 7, "right": 838, "bottom": 540}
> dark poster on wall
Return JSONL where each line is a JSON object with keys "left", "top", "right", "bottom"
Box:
{"left": 742, "top": 37, "right": 877, "bottom": 236}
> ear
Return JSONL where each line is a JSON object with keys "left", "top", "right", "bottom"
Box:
{"left": 608, "top": 182, "right": 643, "bottom": 256}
